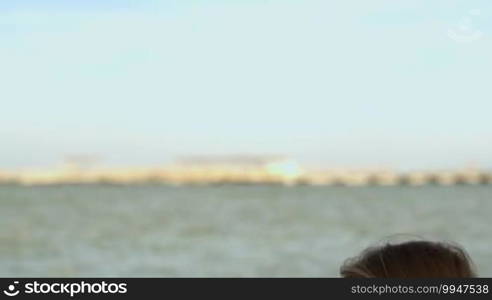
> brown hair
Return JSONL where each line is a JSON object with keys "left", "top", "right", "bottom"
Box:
{"left": 340, "top": 240, "right": 476, "bottom": 278}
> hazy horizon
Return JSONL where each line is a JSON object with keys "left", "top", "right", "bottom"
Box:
{"left": 1, "top": 0, "right": 491, "bottom": 170}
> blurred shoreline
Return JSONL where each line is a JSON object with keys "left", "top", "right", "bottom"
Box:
{"left": 1, "top": 157, "right": 491, "bottom": 186}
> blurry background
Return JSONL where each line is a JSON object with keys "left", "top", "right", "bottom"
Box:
{"left": 1, "top": 0, "right": 491, "bottom": 276}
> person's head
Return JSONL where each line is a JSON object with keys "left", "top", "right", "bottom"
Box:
{"left": 340, "top": 239, "right": 476, "bottom": 278}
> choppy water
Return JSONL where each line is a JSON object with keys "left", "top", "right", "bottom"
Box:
{"left": 0, "top": 185, "right": 491, "bottom": 277}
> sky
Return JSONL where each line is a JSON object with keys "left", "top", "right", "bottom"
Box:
{"left": 1, "top": 0, "right": 491, "bottom": 170}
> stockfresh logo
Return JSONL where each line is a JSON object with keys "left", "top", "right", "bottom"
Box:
{"left": 2, "top": 280, "right": 127, "bottom": 297}
{"left": 448, "top": 9, "right": 484, "bottom": 43}
{"left": 3, "top": 281, "right": 20, "bottom": 297}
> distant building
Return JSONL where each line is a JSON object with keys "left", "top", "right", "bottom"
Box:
{"left": 174, "top": 155, "right": 303, "bottom": 184}
{"left": 176, "top": 155, "right": 286, "bottom": 168}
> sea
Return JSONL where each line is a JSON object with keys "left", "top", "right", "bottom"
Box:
{"left": 1, "top": 184, "right": 491, "bottom": 277}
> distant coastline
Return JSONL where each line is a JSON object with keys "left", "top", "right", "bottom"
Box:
{"left": 1, "top": 159, "right": 490, "bottom": 187}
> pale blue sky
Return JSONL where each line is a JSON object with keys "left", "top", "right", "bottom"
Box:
{"left": 1, "top": 0, "right": 491, "bottom": 170}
